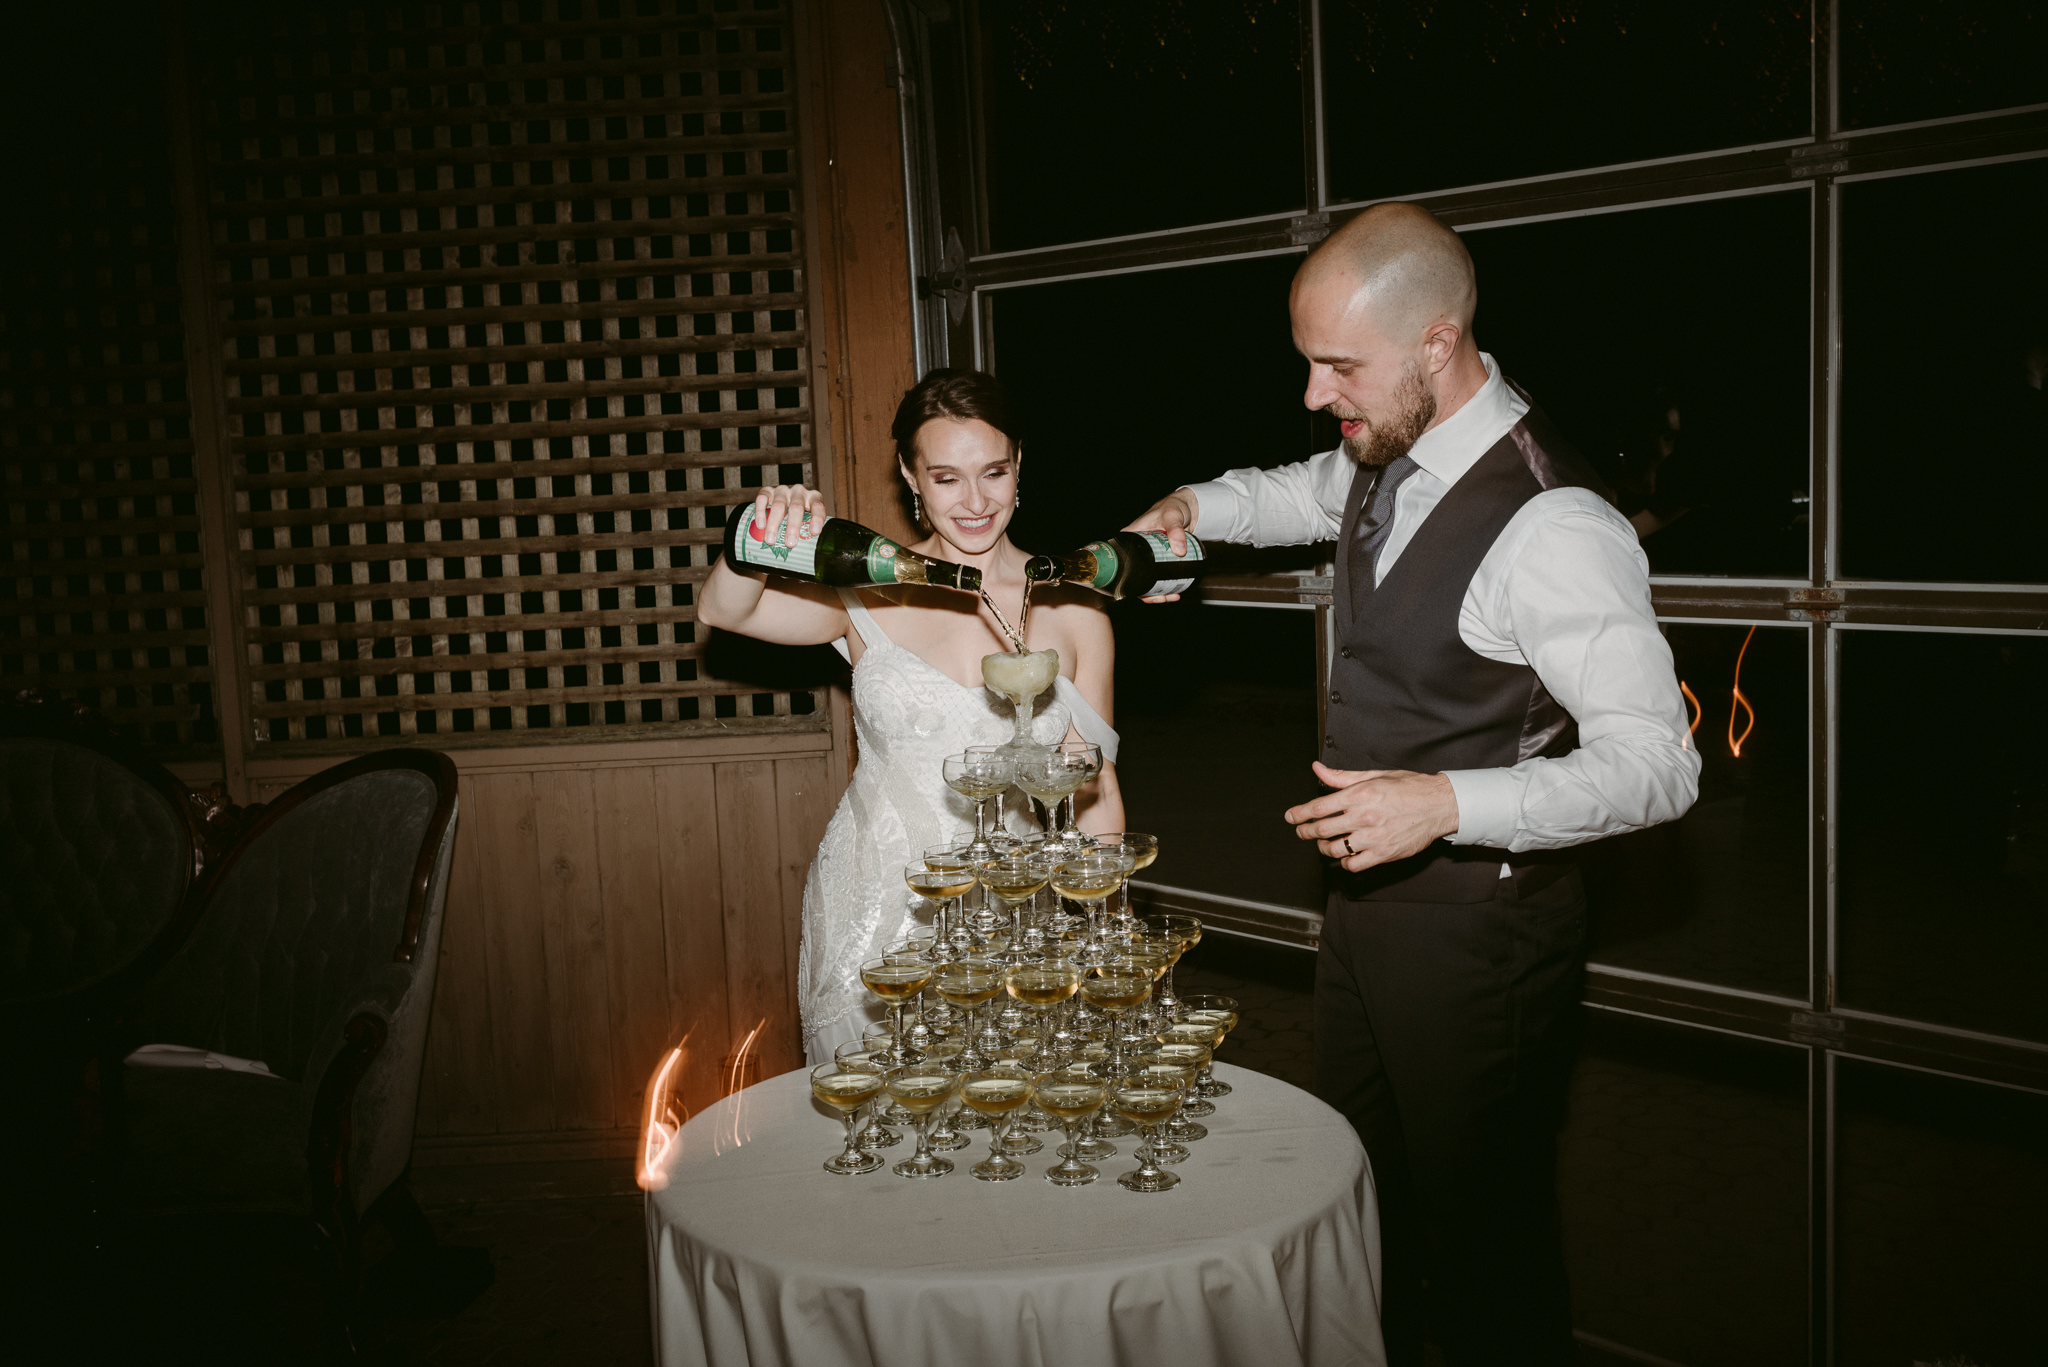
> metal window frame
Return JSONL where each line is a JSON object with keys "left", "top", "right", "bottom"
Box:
{"left": 912, "top": 8, "right": 2048, "bottom": 1358}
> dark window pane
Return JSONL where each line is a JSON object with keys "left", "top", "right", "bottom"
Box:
{"left": 991, "top": 254, "right": 1325, "bottom": 560}
{"left": 1118, "top": 603, "right": 1326, "bottom": 913}
{"left": 1840, "top": 158, "right": 2048, "bottom": 584}
{"left": 1839, "top": 632, "right": 2048, "bottom": 1043}
{"left": 1560, "top": 1013, "right": 1808, "bottom": 1366}
{"left": 1586, "top": 623, "right": 1807, "bottom": 997}
{"left": 993, "top": 256, "right": 1329, "bottom": 912}
{"left": 982, "top": 0, "right": 1305, "bottom": 251}
{"left": 1841, "top": 0, "right": 2048, "bottom": 130}
{"left": 1838, "top": 1060, "right": 2048, "bottom": 1367}
{"left": 1464, "top": 192, "right": 1811, "bottom": 577}
{"left": 1322, "top": 1, "right": 1811, "bottom": 203}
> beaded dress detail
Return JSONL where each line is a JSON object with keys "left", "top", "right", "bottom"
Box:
{"left": 799, "top": 591, "right": 1118, "bottom": 1064}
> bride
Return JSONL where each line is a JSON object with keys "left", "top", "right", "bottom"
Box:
{"left": 698, "top": 368, "right": 1123, "bottom": 1063}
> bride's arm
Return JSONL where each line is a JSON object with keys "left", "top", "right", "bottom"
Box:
{"left": 1065, "top": 603, "right": 1126, "bottom": 834}
{"left": 698, "top": 485, "right": 853, "bottom": 646}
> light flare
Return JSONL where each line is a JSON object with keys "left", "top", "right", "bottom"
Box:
{"left": 635, "top": 1032, "right": 691, "bottom": 1192}
{"left": 1728, "top": 626, "right": 1758, "bottom": 758}
{"left": 718, "top": 1018, "right": 767, "bottom": 1156}
{"left": 1679, "top": 680, "right": 1702, "bottom": 738}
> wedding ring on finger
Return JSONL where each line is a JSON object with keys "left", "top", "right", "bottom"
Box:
{"left": 1339, "top": 835, "right": 1353, "bottom": 856}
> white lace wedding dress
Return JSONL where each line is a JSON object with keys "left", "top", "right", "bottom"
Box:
{"left": 799, "top": 590, "right": 1120, "bottom": 1064}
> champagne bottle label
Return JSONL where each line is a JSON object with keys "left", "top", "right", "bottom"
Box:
{"left": 863, "top": 539, "right": 903, "bottom": 582}
{"left": 1075, "top": 539, "right": 1123, "bottom": 591}
{"left": 1140, "top": 530, "right": 1204, "bottom": 596}
{"left": 730, "top": 509, "right": 821, "bottom": 577}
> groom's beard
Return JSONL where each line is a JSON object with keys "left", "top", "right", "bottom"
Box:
{"left": 1335, "top": 362, "right": 1437, "bottom": 467}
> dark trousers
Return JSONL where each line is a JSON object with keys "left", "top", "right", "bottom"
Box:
{"left": 1315, "top": 869, "right": 1587, "bottom": 1367}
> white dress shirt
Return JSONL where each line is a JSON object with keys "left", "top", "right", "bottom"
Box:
{"left": 1184, "top": 354, "right": 1700, "bottom": 854}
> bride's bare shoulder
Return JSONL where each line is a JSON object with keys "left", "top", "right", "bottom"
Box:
{"left": 1031, "top": 584, "right": 1113, "bottom": 644}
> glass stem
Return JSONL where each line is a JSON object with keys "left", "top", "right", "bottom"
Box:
{"left": 842, "top": 1111, "right": 862, "bottom": 1159}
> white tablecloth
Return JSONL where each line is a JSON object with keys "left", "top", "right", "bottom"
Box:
{"left": 644, "top": 1062, "right": 1384, "bottom": 1367}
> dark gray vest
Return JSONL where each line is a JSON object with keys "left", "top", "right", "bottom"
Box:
{"left": 1326, "top": 385, "right": 1612, "bottom": 904}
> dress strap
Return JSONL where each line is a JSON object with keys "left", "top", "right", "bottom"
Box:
{"left": 1052, "top": 675, "right": 1120, "bottom": 765}
{"left": 831, "top": 587, "right": 891, "bottom": 662}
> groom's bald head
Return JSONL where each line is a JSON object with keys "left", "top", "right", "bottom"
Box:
{"left": 1292, "top": 202, "right": 1477, "bottom": 348}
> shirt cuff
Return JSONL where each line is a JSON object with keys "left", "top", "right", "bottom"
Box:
{"left": 1180, "top": 480, "right": 1242, "bottom": 541}
{"left": 1441, "top": 768, "right": 1519, "bottom": 849}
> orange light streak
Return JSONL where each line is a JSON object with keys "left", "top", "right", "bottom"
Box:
{"left": 1728, "top": 626, "right": 1758, "bottom": 758}
{"left": 720, "top": 1019, "right": 767, "bottom": 1155}
{"left": 1679, "top": 680, "right": 1702, "bottom": 737}
{"left": 636, "top": 1032, "right": 691, "bottom": 1192}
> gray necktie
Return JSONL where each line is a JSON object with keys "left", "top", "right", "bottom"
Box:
{"left": 1352, "top": 454, "right": 1420, "bottom": 586}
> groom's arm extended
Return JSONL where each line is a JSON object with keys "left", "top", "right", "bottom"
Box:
{"left": 1125, "top": 447, "right": 1354, "bottom": 553}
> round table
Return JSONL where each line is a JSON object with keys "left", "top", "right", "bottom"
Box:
{"left": 644, "top": 1062, "right": 1385, "bottom": 1367}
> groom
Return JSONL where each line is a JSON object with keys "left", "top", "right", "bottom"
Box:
{"left": 1126, "top": 203, "right": 1699, "bottom": 1365}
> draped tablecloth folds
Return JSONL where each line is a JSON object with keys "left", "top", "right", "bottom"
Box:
{"left": 644, "top": 1062, "right": 1385, "bottom": 1367}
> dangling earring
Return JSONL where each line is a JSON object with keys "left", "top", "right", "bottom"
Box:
{"left": 913, "top": 491, "right": 924, "bottom": 529}
{"left": 1013, "top": 483, "right": 1021, "bottom": 510}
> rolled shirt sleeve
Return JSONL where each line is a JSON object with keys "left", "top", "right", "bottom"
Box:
{"left": 1183, "top": 448, "right": 1356, "bottom": 547}
{"left": 1441, "top": 489, "right": 1702, "bottom": 852}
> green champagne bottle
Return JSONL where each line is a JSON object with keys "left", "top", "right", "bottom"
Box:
{"left": 721, "top": 504, "right": 982, "bottom": 592}
{"left": 1024, "top": 531, "right": 1206, "bottom": 601}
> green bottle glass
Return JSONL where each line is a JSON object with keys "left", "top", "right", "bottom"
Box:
{"left": 1024, "top": 531, "right": 1206, "bottom": 601}
{"left": 722, "top": 505, "right": 982, "bottom": 592}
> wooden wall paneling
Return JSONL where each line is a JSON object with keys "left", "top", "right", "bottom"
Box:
{"left": 653, "top": 761, "right": 733, "bottom": 1119}
{"left": 772, "top": 753, "right": 837, "bottom": 1032}
{"left": 416, "top": 773, "right": 497, "bottom": 1138}
{"left": 469, "top": 770, "right": 556, "bottom": 1134}
{"left": 529, "top": 768, "right": 615, "bottom": 1132}
{"left": 713, "top": 759, "right": 799, "bottom": 1078}
{"left": 804, "top": 0, "right": 919, "bottom": 542}
{"left": 591, "top": 764, "right": 674, "bottom": 1132}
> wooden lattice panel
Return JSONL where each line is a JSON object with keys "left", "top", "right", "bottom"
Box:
{"left": 0, "top": 39, "right": 219, "bottom": 753}
{"left": 199, "top": 0, "right": 819, "bottom": 748}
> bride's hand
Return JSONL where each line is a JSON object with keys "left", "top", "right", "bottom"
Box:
{"left": 749, "top": 484, "right": 831, "bottom": 546}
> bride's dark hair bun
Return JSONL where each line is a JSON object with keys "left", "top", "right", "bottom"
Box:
{"left": 891, "top": 369, "right": 1020, "bottom": 465}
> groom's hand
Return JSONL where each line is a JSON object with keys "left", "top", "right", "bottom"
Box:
{"left": 1122, "top": 490, "right": 1200, "bottom": 602}
{"left": 1285, "top": 763, "right": 1460, "bottom": 873}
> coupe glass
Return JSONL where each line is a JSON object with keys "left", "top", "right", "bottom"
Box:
{"left": 1003, "top": 960, "right": 1081, "bottom": 1061}
{"left": 1111, "top": 1065, "right": 1191, "bottom": 1192}
{"left": 1014, "top": 743, "right": 1100, "bottom": 858}
{"left": 907, "top": 1035, "right": 974, "bottom": 1148}
{"left": 943, "top": 749, "right": 1014, "bottom": 860}
{"left": 884, "top": 1063, "right": 962, "bottom": 1179}
{"left": 1178, "top": 994, "right": 1241, "bottom": 1100}
{"left": 977, "top": 853, "right": 1054, "bottom": 965}
{"left": 1090, "top": 832, "right": 1158, "bottom": 935}
{"left": 1032, "top": 1067, "right": 1110, "bottom": 1186}
{"left": 907, "top": 856, "right": 978, "bottom": 965}
{"left": 1078, "top": 963, "right": 1153, "bottom": 1078}
{"left": 1138, "top": 1041, "right": 1212, "bottom": 1145}
{"left": 831, "top": 1043, "right": 904, "bottom": 1149}
{"left": 810, "top": 1063, "right": 886, "bottom": 1175}
{"left": 1050, "top": 850, "right": 1134, "bottom": 966}
{"left": 859, "top": 953, "right": 935, "bottom": 1066}
{"left": 959, "top": 1066, "right": 1038, "bottom": 1181}
{"left": 1141, "top": 913, "right": 1202, "bottom": 1018}
{"left": 934, "top": 958, "right": 1006, "bottom": 1069}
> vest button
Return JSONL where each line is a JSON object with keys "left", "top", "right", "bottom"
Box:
{"left": 1328, "top": 691, "right": 1342, "bottom": 704}
{"left": 1339, "top": 646, "right": 1354, "bottom": 659}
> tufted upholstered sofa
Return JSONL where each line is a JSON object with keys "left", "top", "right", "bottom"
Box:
{"left": 118, "top": 748, "right": 459, "bottom": 1302}
{"left": 1, "top": 701, "right": 210, "bottom": 1027}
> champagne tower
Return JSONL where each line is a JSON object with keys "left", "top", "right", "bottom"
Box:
{"left": 723, "top": 506, "right": 983, "bottom": 592}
